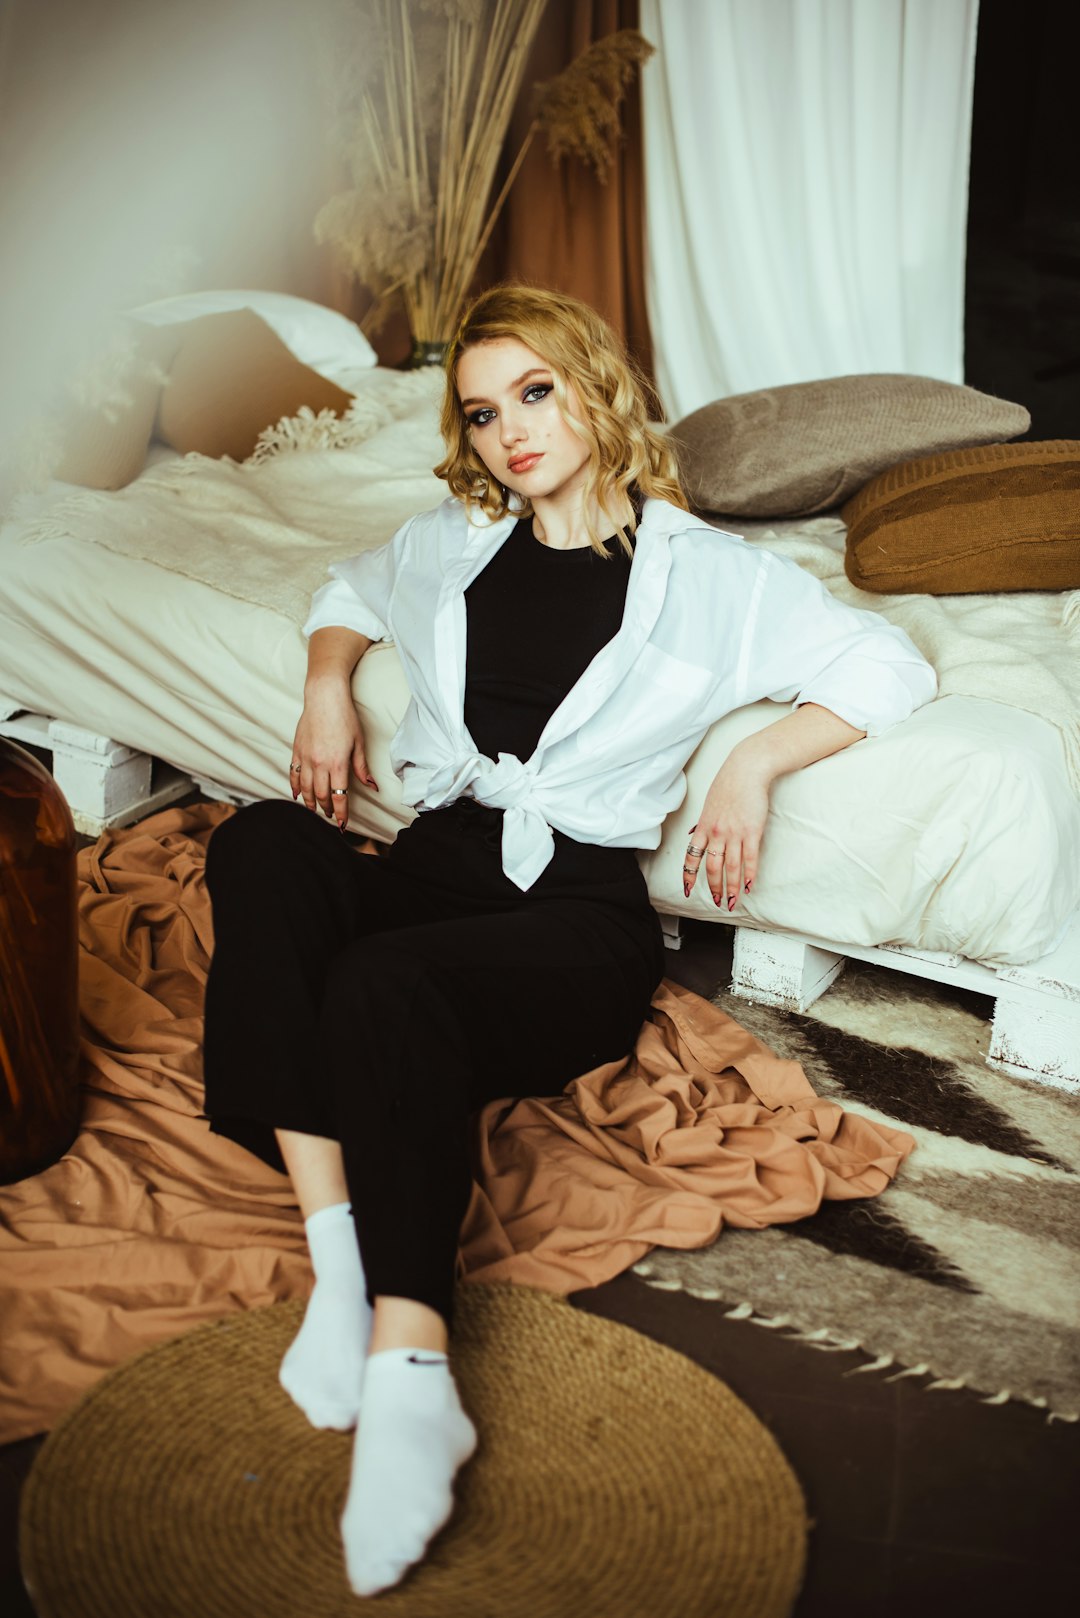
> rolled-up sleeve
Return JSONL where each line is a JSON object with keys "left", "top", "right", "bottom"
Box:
{"left": 300, "top": 534, "right": 400, "bottom": 642}
{"left": 738, "top": 550, "right": 938, "bottom": 735}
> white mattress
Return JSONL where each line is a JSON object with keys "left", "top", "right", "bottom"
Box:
{"left": 640, "top": 690, "right": 1080, "bottom": 965}
{"left": 2, "top": 384, "right": 1079, "bottom": 968}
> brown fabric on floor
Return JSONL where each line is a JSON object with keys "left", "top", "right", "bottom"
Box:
{"left": 0, "top": 804, "right": 914, "bottom": 1442}
{"left": 460, "top": 984, "right": 913, "bottom": 1292}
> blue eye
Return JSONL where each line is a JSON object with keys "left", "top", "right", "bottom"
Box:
{"left": 465, "top": 382, "right": 552, "bottom": 428}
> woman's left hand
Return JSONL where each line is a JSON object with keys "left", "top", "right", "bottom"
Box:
{"left": 682, "top": 754, "right": 773, "bottom": 911}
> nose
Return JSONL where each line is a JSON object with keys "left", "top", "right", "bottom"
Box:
{"left": 499, "top": 406, "right": 526, "bottom": 447}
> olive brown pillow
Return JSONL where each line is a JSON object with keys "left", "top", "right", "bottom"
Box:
{"left": 50, "top": 307, "right": 355, "bottom": 488}
{"left": 841, "top": 440, "right": 1080, "bottom": 595}
{"left": 670, "top": 374, "right": 1031, "bottom": 519}
{"left": 154, "top": 307, "right": 353, "bottom": 462}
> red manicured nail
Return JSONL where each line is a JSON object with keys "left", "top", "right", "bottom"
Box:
{"left": 744, "top": 880, "right": 752, "bottom": 893}
{"left": 683, "top": 883, "right": 690, "bottom": 898}
{"left": 727, "top": 895, "right": 736, "bottom": 911}
{"left": 713, "top": 892, "right": 722, "bottom": 907}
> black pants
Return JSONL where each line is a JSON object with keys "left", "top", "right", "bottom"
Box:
{"left": 202, "top": 798, "right": 664, "bottom": 1330}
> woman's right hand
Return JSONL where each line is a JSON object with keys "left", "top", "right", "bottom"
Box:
{"left": 290, "top": 674, "right": 379, "bottom": 831}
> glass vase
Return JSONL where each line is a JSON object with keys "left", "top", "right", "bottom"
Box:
{"left": 0, "top": 736, "right": 81, "bottom": 1183}
{"left": 407, "top": 338, "right": 450, "bottom": 369}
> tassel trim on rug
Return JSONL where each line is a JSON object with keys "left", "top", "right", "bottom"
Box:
{"left": 631, "top": 1268, "right": 1079, "bottom": 1425}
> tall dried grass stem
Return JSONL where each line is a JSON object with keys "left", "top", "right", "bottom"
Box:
{"left": 315, "top": 3, "right": 651, "bottom": 340}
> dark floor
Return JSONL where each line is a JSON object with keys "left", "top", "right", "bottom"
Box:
{"left": 2, "top": 911, "right": 1077, "bottom": 1616}
{"left": 574, "top": 924, "right": 1080, "bottom": 1617}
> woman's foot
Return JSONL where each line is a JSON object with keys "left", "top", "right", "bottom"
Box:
{"left": 341, "top": 1347, "right": 478, "bottom": 1597}
{"left": 279, "top": 1202, "right": 373, "bottom": 1430}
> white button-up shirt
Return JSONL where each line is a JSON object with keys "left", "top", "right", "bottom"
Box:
{"left": 303, "top": 495, "right": 937, "bottom": 889}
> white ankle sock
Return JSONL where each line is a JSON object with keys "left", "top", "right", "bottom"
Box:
{"left": 341, "top": 1346, "right": 478, "bottom": 1597}
{"left": 279, "top": 1201, "right": 372, "bottom": 1431}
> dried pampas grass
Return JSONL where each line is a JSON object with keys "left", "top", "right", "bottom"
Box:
{"left": 313, "top": 2, "right": 654, "bottom": 344}
{"left": 314, "top": 0, "right": 547, "bottom": 343}
{"left": 536, "top": 31, "right": 655, "bottom": 181}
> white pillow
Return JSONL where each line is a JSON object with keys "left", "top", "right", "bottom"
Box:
{"left": 128, "top": 291, "right": 376, "bottom": 383}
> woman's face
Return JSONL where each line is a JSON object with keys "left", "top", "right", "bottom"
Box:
{"left": 456, "top": 338, "right": 591, "bottom": 505}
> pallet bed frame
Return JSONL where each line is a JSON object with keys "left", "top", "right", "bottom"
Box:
{"left": 5, "top": 701, "right": 1078, "bottom": 1096}
{"left": 658, "top": 912, "right": 1080, "bottom": 1096}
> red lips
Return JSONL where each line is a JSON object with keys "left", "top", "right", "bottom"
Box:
{"left": 507, "top": 452, "right": 542, "bottom": 473}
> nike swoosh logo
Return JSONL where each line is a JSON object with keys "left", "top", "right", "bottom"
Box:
{"left": 407, "top": 1354, "right": 446, "bottom": 1366}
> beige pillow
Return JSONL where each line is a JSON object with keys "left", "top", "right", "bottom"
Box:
{"left": 670, "top": 374, "right": 1031, "bottom": 518}
{"left": 154, "top": 308, "right": 353, "bottom": 461}
{"left": 841, "top": 440, "right": 1080, "bottom": 595}
{"left": 52, "top": 322, "right": 181, "bottom": 490}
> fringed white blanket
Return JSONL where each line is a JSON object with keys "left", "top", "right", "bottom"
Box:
{"left": 16, "top": 368, "right": 1080, "bottom": 797}
{"left": 17, "top": 369, "right": 447, "bottom": 625}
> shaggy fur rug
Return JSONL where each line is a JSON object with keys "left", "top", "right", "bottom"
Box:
{"left": 633, "top": 957, "right": 1080, "bottom": 1421}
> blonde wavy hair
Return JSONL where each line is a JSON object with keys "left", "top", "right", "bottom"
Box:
{"left": 434, "top": 283, "right": 687, "bottom": 556}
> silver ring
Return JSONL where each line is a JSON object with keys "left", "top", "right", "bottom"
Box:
{"left": 686, "top": 842, "right": 707, "bottom": 858}
{"left": 330, "top": 788, "right": 348, "bottom": 797}
{"left": 290, "top": 763, "right": 302, "bottom": 773}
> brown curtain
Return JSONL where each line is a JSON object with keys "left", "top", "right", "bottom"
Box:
{"left": 486, "top": 0, "right": 654, "bottom": 387}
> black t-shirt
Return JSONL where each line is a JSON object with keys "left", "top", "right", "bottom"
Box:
{"left": 463, "top": 516, "right": 635, "bottom": 762}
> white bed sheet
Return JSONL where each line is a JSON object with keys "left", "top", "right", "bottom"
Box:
{"left": 641, "top": 690, "right": 1080, "bottom": 964}
{"left": 2, "top": 384, "right": 1079, "bottom": 968}
{"left": 0, "top": 529, "right": 413, "bottom": 848}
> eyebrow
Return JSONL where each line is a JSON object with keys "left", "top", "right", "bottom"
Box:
{"left": 460, "top": 367, "right": 551, "bottom": 408}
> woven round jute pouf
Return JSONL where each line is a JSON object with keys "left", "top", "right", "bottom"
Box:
{"left": 20, "top": 1280, "right": 807, "bottom": 1618}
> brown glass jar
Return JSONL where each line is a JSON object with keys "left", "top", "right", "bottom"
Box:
{"left": 0, "top": 737, "right": 81, "bottom": 1183}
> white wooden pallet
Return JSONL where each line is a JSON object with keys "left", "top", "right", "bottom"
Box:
{"left": 0, "top": 706, "right": 193, "bottom": 836}
{"left": 5, "top": 700, "right": 1076, "bottom": 1094}
{"left": 657, "top": 911, "right": 1080, "bottom": 1094}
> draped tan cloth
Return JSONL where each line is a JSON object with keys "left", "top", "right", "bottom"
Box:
{"left": 0, "top": 804, "right": 914, "bottom": 1442}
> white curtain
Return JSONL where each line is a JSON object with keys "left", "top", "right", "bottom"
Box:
{"left": 640, "top": 0, "right": 981, "bottom": 421}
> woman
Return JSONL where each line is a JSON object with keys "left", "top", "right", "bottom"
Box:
{"left": 202, "top": 284, "right": 936, "bottom": 1596}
